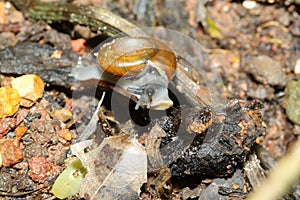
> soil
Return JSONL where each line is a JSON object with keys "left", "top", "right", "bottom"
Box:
{"left": 0, "top": 0, "right": 299, "bottom": 199}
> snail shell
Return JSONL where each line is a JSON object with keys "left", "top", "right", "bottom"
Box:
{"left": 97, "top": 37, "right": 177, "bottom": 110}
{"left": 97, "top": 37, "right": 176, "bottom": 80}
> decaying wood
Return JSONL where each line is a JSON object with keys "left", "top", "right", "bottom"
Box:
{"left": 148, "top": 99, "right": 265, "bottom": 177}
{"left": 0, "top": 42, "right": 77, "bottom": 88}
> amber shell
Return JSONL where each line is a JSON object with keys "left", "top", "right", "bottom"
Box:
{"left": 97, "top": 37, "right": 177, "bottom": 80}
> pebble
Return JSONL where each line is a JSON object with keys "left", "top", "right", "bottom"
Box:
{"left": 246, "top": 55, "right": 287, "bottom": 87}
{"left": 294, "top": 58, "right": 300, "bottom": 74}
{"left": 11, "top": 74, "right": 45, "bottom": 107}
{"left": 247, "top": 84, "right": 274, "bottom": 100}
{"left": 242, "top": 0, "right": 257, "bottom": 9}
{"left": 0, "top": 86, "right": 20, "bottom": 118}
{"left": 8, "top": 9, "right": 24, "bottom": 24}
{"left": 0, "top": 138, "right": 23, "bottom": 167}
{"left": 57, "top": 129, "right": 72, "bottom": 141}
{"left": 53, "top": 108, "right": 72, "bottom": 123}
{"left": 0, "top": 32, "right": 17, "bottom": 50}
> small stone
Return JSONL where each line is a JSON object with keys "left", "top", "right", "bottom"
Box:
{"left": 0, "top": 109, "right": 28, "bottom": 137}
{"left": 74, "top": 25, "right": 94, "bottom": 39}
{"left": 247, "top": 84, "right": 275, "bottom": 100}
{"left": 232, "top": 183, "right": 240, "bottom": 190}
{"left": 0, "top": 138, "right": 23, "bottom": 167}
{"left": 71, "top": 38, "right": 86, "bottom": 55}
{"left": 293, "top": 125, "right": 300, "bottom": 135}
{"left": 50, "top": 50, "right": 63, "bottom": 59}
{"left": 53, "top": 108, "right": 72, "bottom": 123}
{"left": 242, "top": 0, "right": 257, "bottom": 9}
{"left": 294, "top": 58, "right": 300, "bottom": 74}
{"left": 28, "top": 157, "right": 56, "bottom": 183}
{"left": 278, "top": 8, "right": 290, "bottom": 26}
{"left": 0, "top": 152, "right": 2, "bottom": 167}
{"left": 57, "top": 129, "right": 72, "bottom": 141}
{"left": 8, "top": 10, "right": 24, "bottom": 24}
{"left": 0, "top": 1, "right": 6, "bottom": 24}
{"left": 14, "top": 126, "right": 28, "bottom": 139}
{"left": 246, "top": 55, "right": 287, "bottom": 87}
{"left": 290, "top": 19, "right": 300, "bottom": 36}
{"left": 0, "top": 86, "right": 20, "bottom": 118}
{"left": 0, "top": 32, "right": 17, "bottom": 50}
{"left": 11, "top": 74, "right": 45, "bottom": 107}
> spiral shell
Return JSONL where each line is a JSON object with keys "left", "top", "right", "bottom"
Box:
{"left": 97, "top": 37, "right": 176, "bottom": 80}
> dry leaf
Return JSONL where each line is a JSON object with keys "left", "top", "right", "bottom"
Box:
{"left": 71, "top": 134, "right": 147, "bottom": 200}
{"left": 77, "top": 92, "right": 105, "bottom": 141}
{"left": 145, "top": 124, "right": 166, "bottom": 171}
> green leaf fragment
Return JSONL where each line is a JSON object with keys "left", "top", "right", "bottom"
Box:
{"left": 51, "top": 157, "right": 87, "bottom": 199}
{"left": 205, "top": 11, "right": 224, "bottom": 39}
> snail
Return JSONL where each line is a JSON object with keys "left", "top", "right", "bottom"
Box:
{"left": 96, "top": 37, "right": 177, "bottom": 110}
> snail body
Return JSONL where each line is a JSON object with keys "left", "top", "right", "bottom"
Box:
{"left": 97, "top": 37, "right": 177, "bottom": 110}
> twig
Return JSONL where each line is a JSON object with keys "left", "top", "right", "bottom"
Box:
{"left": 9, "top": 0, "right": 143, "bottom": 36}
{"left": 256, "top": 20, "right": 289, "bottom": 34}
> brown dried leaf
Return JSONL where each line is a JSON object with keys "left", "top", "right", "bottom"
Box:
{"left": 71, "top": 134, "right": 147, "bottom": 200}
{"left": 145, "top": 125, "right": 166, "bottom": 171}
{"left": 77, "top": 93, "right": 105, "bottom": 141}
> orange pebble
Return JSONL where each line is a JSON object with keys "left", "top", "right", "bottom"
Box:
{"left": 71, "top": 38, "right": 86, "bottom": 55}
{"left": 15, "top": 126, "right": 28, "bottom": 139}
{"left": 57, "top": 129, "right": 72, "bottom": 141}
{"left": 0, "top": 86, "right": 20, "bottom": 118}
